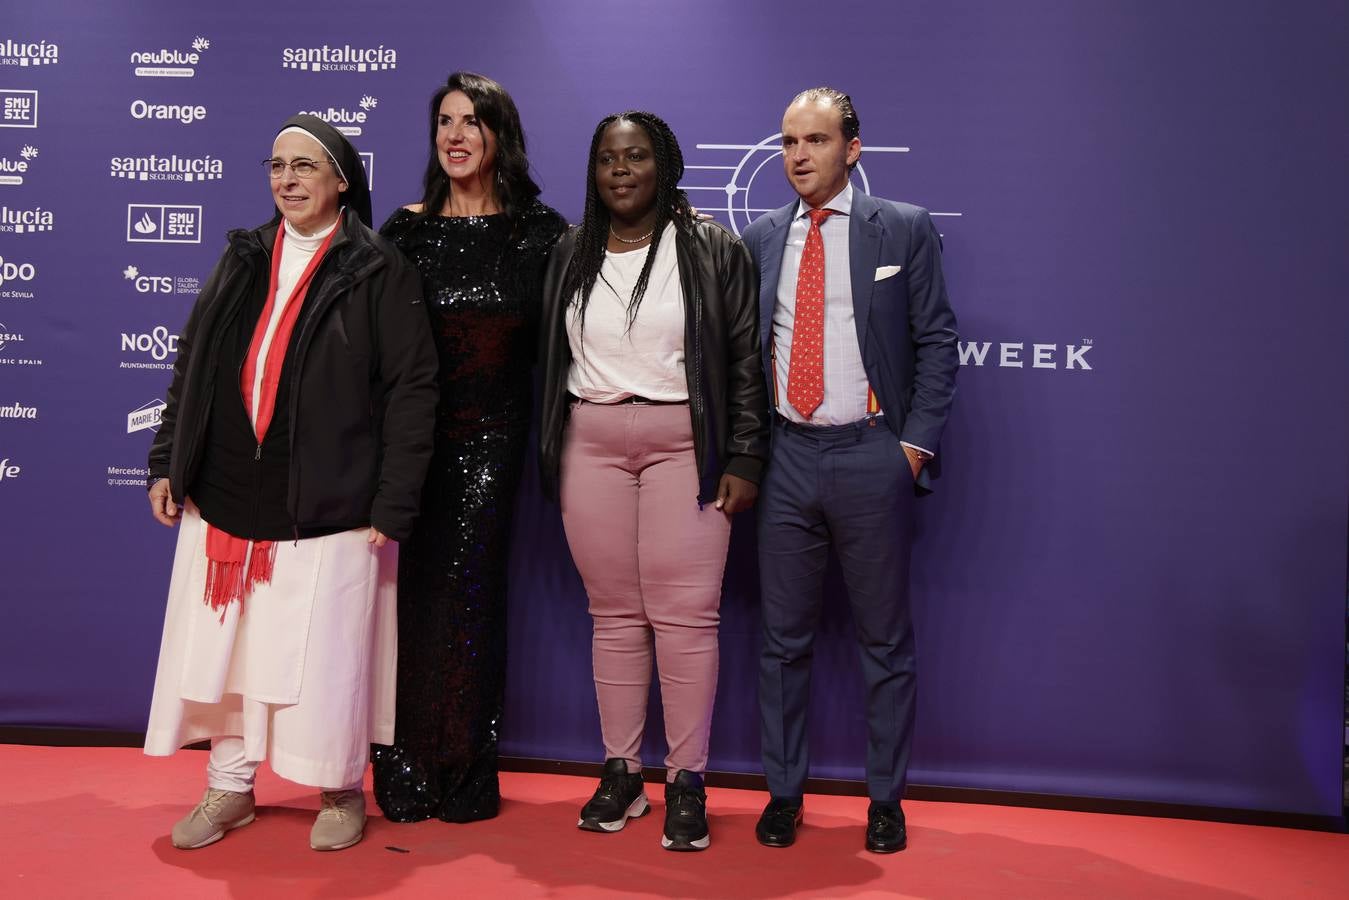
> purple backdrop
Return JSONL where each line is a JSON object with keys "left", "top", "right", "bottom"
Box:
{"left": 2, "top": 1, "right": 1346, "bottom": 818}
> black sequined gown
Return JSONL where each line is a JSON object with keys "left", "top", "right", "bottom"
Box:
{"left": 371, "top": 201, "right": 565, "bottom": 823}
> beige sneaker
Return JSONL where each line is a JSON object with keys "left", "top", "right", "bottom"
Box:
{"left": 171, "top": 788, "right": 256, "bottom": 849}
{"left": 310, "top": 789, "right": 365, "bottom": 851}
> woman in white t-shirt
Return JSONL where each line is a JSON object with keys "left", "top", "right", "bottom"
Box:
{"left": 537, "top": 111, "right": 770, "bottom": 852}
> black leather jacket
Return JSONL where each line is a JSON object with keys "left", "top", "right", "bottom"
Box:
{"left": 148, "top": 213, "right": 438, "bottom": 541}
{"left": 537, "top": 220, "right": 770, "bottom": 504}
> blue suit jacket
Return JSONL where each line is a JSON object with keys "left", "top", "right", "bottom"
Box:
{"left": 741, "top": 190, "right": 958, "bottom": 491}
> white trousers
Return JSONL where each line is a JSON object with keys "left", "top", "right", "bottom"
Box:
{"left": 206, "top": 736, "right": 362, "bottom": 793}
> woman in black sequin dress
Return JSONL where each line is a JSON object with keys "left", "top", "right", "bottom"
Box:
{"left": 371, "top": 72, "right": 565, "bottom": 823}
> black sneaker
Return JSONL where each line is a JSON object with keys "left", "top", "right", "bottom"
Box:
{"left": 578, "top": 758, "right": 649, "bottom": 833}
{"left": 661, "top": 769, "right": 710, "bottom": 851}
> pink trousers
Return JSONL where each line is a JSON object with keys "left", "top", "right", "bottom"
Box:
{"left": 560, "top": 400, "right": 732, "bottom": 778}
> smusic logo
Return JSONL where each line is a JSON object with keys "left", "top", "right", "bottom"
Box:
{"left": 127, "top": 399, "right": 168, "bottom": 434}
{"left": 131, "top": 35, "right": 209, "bottom": 78}
{"left": 0, "top": 204, "right": 52, "bottom": 233}
{"left": 298, "top": 95, "right": 377, "bottom": 136}
{"left": 110, "top": 153, "right": 222, "bottom": 182}
{"left": 0, "top": 89, "right": 37, "bottom": 128}
{"left": 0, "top": 39, "right": 59, "bottom": 67}
{"left": 127, "top": 204, "right": 201, "bottom": 244}
{"left": 282, "top": 44, "right": 397, "bottom": 72}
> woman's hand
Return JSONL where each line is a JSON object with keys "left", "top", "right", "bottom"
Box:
{"left": 148, "top": 478, "right": 180, "bottom": 527}
{"left": 714, "top": 473, "right": 758, "bottom": 515}
{"left": 368, "top": 527, "right": 390, "bottom": 548}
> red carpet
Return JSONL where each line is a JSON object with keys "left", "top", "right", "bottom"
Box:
{"left": 1, "top": 745, "right": 1344, "bottom": 898}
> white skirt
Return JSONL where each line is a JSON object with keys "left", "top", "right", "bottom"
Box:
{"left": 144, "top": 503, "right": 397, "bottom": 789}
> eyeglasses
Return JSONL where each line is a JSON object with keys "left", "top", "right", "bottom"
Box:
{"left": 262, "top": 158, "right": 328, "bottom": 179}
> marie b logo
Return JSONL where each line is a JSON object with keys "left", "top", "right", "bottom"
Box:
{"left": 0, "top": 90, "right": 37, "bottom": 128}
{"left": 127, "top": 204, "right": 201, "bottom": 244}
{"left": 0, "top": 144, "right": 35, "bottom": 185}
{"left": 127, "top": 399, "right": 167, "bottom": 434}
{"left": 282, "top": 44, "right": 397, "bottom": 72}
{"left": 299, "top": 95, "right": 377, "bottom": 136}
{"left": 131, "top": 35, "right": 209, "bottom": 78}
{"left": 1, "top": 40, "right": 59, "bottom": 67}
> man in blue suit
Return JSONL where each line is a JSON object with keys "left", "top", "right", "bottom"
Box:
{"left": 741, "top": 87, "right": 958, "bottom": 854}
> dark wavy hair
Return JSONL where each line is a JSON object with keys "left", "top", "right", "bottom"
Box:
{"left": 792, "top": 86, "right": 861, "bottom": 172}
{"left": 561, "top": 111, "right": 694, "bottom": 333}
{"left": 416, "top": 71, "right": 541, "bottom": 219}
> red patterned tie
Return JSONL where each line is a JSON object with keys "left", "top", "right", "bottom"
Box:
{"left": 787, "top": 208, "right": 834, "bottom": 419}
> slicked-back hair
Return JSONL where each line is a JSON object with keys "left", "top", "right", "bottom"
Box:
{"left": 561, "top": 111, "right": 695, "bottom": 334}
{"left": 791, "top": 86, "right": 861, "bottom": 171}
{"left": 417, "top": 71, "right": 541, "bottom": 220}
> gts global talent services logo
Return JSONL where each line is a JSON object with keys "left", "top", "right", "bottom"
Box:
{"left": 110, "top": 152, "right": 222, "bottom": 183}
{"left": 282, "top": 43, "right": 397, "bottom": 72}
{"left": 0, "top": 145, "right": 37, "bottom": 186}
{"left": 127, "top": 203, "right": 201, "bottom": 244}
{"left": 131, "top": 35, "right": 209, "bottom": 78}
{"left": 0, "top": 204, "right": 53, "bottom": 234}
{"left": 1, "top": 39, "right": 59, "bottom": 67}
{"left": 300, "top": 95, "right": 377, "bottom": 136}
{"left": 123, "top": 264, "right": 200, "bottom": 296}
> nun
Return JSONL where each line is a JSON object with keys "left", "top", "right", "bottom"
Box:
{"left": 142, "top": 114, "right": 438, "bottom": 852}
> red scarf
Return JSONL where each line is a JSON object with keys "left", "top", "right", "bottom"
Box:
{"left": 202, "top": 215, "right": 341, "bottom": 616}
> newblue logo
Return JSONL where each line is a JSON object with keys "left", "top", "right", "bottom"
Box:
{"left": 0, "top": 205, "right": 52, "bottom": 233}
{"left": 0, "top": 145, "right": 36, "bottom": 186}
{"left": 0, "top": 401, "right": 36, "bottom": 419}
{"left": 0, "top": 89, "right": 37, "bottom": 128}
{"left": 130, "top": 99, "right": 206, "bottom": 125}
{"left": 127, "top": 399, "right": 167, "bottom": 434}
{"left": 957, "top": 340, "right": 1094, "bottom": 371}
{"left": 0, "top": 39, "right": 59, "bottom": 67}
{"left": 127, "top": 204, "right": 201, "bottom": 244}
{"left": 131, "top": 36, "right": 208, "bottom": 77}
{"left": 299, "top": 95, "right": 377, "bottom": 136}
{"left": 110, "top": 153, "right": 222, "bottom": 182}
{"left": 282, "top": 44, "right": 397, "bottom": 72}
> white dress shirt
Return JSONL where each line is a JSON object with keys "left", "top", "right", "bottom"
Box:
{"left": 771, "top": 184, "right": 932, "bottom": 456}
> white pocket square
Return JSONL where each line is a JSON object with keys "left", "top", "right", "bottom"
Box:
{"left": 874, "top": 265, "right": 903, "bottom": 281}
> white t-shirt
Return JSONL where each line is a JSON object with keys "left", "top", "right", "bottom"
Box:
{"left": 565, "top": 222, "right": 688, "bottom": 402}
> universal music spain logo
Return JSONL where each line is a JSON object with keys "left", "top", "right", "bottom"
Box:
{"left": 282, "top": 43, "right": 397, "bottom": 72}
{"left": 127, "top": 204, "right": 201, "bottom": 244}
{"left": 131, "top": 36, "right": 209, "bottom": 78}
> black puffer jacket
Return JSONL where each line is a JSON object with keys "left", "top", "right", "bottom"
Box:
{"left": 148, "top": 213, "right": 438, "bottom": 541}
{"left": 538, "top": 220, "right": 770, "bottom": 504}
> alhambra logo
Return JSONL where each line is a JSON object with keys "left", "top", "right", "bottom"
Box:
{"left": 299, "top": 95, "right": 377, "bottom": 136}
{"left": 0, "top": 39, "right": 59, "bottom": 67}
{"left": 0, "top": 205, "right": 52, "bottom": 234}
{"left": 282, "top": 44, "right": 397, "bottom": 72}
{"left": 131, "top": 35, "right": 209, "bottom": 78}
{"left": 110, "top": 153, "right": 222, "bottom": 183}
{"left": 0, "top": 145, "right": 36, "bottom": 186}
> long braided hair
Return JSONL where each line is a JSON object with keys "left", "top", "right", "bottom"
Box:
{"left": 561, "top": 111, "right": 694, "bottom": 334}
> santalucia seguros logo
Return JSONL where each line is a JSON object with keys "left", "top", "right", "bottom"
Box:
{"left": 0, "top": 205, "right": 52, "bottom": 233}
{"left": 110, "top": 153, "right": 222, "bottom": 183}
{"left": 0, "top": 39, "right": 59, "bottom": 67}
{"left": 282, "top": 44, "right": 397, "bottom": 72}
{"left": 131, "top": 36, "right": 209, "bottom": 78}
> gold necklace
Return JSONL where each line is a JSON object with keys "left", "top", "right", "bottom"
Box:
{"left": 610, "top": 225, "right": 654, "bottom": 244}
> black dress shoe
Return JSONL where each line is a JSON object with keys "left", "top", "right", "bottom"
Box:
{"left": 755, "top": 797, "right": 803, "bottom": 847}
{"left": 865, "top": 801, "right": 907, "bottom": 853}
